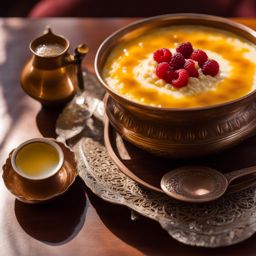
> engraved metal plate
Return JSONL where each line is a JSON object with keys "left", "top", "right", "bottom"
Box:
{"left": 56, "top": 72, "right": 256, "bottom": 247}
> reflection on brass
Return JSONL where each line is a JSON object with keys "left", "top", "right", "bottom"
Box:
{"left": 2, "top": 140, "right": 78, "bottom": 203}
{"left": 95, "top": 14, "right": 256, "bottom": 158}
{"left": 20, "top": 27, "right": 88, "bottom": 106}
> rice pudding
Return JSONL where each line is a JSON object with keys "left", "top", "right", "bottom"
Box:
{"left": 103, "top": 26, "right": 256, "bottom": 108}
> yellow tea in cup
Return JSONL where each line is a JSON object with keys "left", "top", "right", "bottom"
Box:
{"left": 11, "top": 139, "right": 64, "bottom": 180}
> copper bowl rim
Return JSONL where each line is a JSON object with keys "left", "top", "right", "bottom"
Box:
{"left": 95, "top": 13, "right": 256, "bottom": 112}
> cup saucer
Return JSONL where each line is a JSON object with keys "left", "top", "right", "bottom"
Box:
{"left": 2, "top": 140, "right": 78, "bottom": 203}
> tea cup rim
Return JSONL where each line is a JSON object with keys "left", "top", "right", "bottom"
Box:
{"left": 11, "top": 138, "right": 64, "bottom": 181}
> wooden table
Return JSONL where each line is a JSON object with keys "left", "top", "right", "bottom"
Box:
{"left": 1, "top": 17, "right": 256, "bottom": 256}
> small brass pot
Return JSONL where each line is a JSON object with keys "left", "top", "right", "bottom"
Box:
{"left": 20, "top": 27, "right": 88, "bottom": 106}
{"left": 95, "top": 14, "right": 256, "bottom": 158}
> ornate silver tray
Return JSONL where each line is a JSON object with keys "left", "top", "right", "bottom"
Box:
{"left": 56, "top": 72, "right": 256, "bottom": 247}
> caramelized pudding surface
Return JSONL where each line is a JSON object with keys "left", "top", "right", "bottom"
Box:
{"left": 103, "top": 26, "right": 256, "bottom": 108}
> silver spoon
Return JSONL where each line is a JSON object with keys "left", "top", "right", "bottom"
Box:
{"left": 160, "top": 165, "right": 256, "bottom": 203}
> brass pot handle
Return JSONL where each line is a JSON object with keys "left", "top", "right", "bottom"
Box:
{"left": 74, "top": 44, "right": 89, "bottom": 91}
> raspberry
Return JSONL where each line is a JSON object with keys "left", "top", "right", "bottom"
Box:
{"left": 176, "top": 42, "right": 193, "bottom": 58}
{"left": 201, "top": 59, "right": 219, "bottom": 76}
{"left": 156, "top": 62, "right": 172, "bottom": 80}
{"left": 172, "top": 69, "right": 189, "bottom": 88}
{"left": 169, "top": 52, "right": 185, "bottom": 70}
{"left": 184, "top": 59, "right": 199, "bottom": 78}
{"left": 190, "top": 49, "right": 208, "bottom": 67}
{"left": 164, "top": 68, "right": 176, "bottom": 84}
{"left": 153, "top": 48, "right": 172, "bottom": 63}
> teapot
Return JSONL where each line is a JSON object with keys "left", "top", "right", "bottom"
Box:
{"left": 20, "top": 27, "right": 88, "bottom": 106}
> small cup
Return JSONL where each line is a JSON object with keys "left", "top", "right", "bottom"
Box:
{"left": 11, "top": 138, "right": 64, "bottom": 181}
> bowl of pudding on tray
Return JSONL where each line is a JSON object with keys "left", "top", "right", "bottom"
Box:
{"left": 95, "top": 14, "right": 256, "bottom": 158}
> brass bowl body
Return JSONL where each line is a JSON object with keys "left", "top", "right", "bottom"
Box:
{"left": 95, "top": 14, "right": 256, "bottom": 158}
{"left": 20, "top": 28, "right": 87, "bottom": 106}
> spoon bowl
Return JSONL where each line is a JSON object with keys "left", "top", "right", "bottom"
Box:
{"left": 160, "top": 165, "right": 256, "bottom": 203}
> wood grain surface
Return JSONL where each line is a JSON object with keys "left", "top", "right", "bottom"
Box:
{"left": 0, "top": 18, "right": 256, "bottom": 256}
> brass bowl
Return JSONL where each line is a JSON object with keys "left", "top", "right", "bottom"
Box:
{"left": 95, "top": 14, "right": 256, "bottom": 158}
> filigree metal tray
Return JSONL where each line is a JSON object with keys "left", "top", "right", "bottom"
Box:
{"left": 56, "top": 72, "right": 256, "bottom": 247}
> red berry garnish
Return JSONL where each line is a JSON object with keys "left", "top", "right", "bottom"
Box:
{"left": 156, "top": 62, "right": 172, "bottom": 80}
{"left": 172, "top": 69, "right": 189, "bottom": 88}
{"left": 190, "top": 49, "right": 208, "bottom": 67}
{"left": 164, "top": 69, "right": 176, "bottom": 84}
{"left": 153, "top": 48, "right": 172, "bottom": 63}
{"left": 176, "top": 42, "right": 193, "bottom": 58}
{"left": 184, "top": 59, "right": 199, "bottom": 78}
{"left": 169, "top": 52, "right": 185, "bottom": 70}
{"left": 201, "top": 59, "right": 219, "bottom": 76}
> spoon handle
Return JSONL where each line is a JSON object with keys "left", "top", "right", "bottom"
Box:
{"left": 225, "top": 166, "right": 256, "bottom": 183}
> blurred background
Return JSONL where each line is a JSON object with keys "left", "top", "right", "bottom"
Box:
{"left": 1, "top": 0, "right": 256, "bottom": 17}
